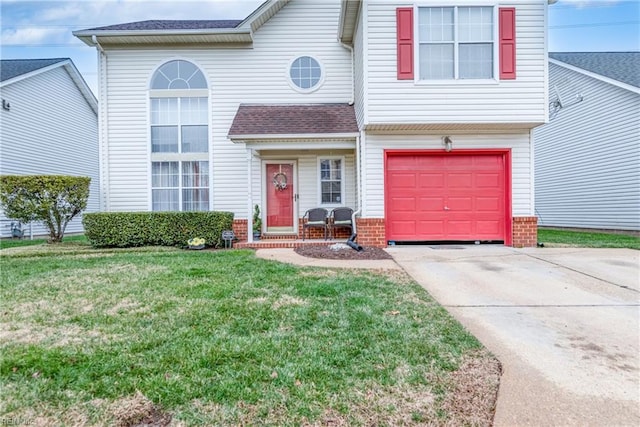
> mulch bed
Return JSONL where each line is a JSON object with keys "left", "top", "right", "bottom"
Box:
{"left": 294, "top": 244, "right": 392, "bottom": 260}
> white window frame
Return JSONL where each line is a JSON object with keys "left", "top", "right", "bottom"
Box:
{"left": 414, "top": 3, "right": 499, "bottom": 85}
{"left": 317, "top": 156, "right": 345, "bottom": 207}
{"left": 286, "top": 55, "right": 325, "bottom": 94}
{"left": 148, "top": 59, "right": 211, "bottom": 212}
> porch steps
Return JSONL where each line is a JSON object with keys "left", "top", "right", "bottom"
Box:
{"left": 235, "top": 238, "right": 339, "bottom": 249}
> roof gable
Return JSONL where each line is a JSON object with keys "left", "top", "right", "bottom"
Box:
{"left": 549, "top": 52, "right": 640, "bottom": 89}
{"left": 74, "top": 0, "right": 290, "bottom": 47}
{"left": 0, "top": 58, "right": 68, "bottom": 82}
{"left": 0, "top": 58, "right": 98, "bottom": 114}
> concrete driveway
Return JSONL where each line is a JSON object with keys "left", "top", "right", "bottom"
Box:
{"left": 387, "top": 245, "right": 640, "bottom": 426}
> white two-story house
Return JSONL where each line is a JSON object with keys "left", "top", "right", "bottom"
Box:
{"left": 74, "top": 0, "right": 552, "bottom": 247}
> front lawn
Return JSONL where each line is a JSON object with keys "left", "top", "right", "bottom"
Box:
{"left": 538, "top": 228, "right": 640, "bottom": 250}
{"left": 0, "top": 245, "right": 499, "bottom": 426}
{"left": 0, "top": 234, "right": 88, "bottom": 250}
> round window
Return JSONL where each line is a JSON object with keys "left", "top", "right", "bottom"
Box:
{"left": 289, "top": 56, "right": 322, "bottom": 91}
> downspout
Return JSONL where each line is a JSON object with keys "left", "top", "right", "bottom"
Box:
{"left": 92, "top": 35, "right": 109, "bottom": 211}
{"left": 340, "top": 41, "right": 355, "bottom": 106}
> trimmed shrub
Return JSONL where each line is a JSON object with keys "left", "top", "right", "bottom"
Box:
{"left": 82, "top": 211, "right": 234, "bottom": 248}
{"left": 0, "top": 175, "right": 91, "bottom": 243}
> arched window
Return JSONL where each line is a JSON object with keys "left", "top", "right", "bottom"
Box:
{"left": 150, "top": 60, "right": 208, "bottom": 90}
{"left": 149, "top": 60, "right": 209, "bottom": 211}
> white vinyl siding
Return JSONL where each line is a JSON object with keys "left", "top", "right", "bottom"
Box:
{"left": 0, "top": 65, "right": 99, "bottom": 238}
{"left": 364, "top": 0, "right": 546, "bottom": 125}
{"left": 363, "top": 131, "right": 533, "bottom": 218}
{"left": 100, "top": 0, "right": 352, "bottom": 217}
{"left": 534, "top": 62, "right": 640, "bottom": 231}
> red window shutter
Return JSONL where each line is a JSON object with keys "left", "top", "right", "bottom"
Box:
{"left": 396, "top": 7, "right": 414, "bottom": 80}
{"left": 499, "top": 7, "right": 516, "bottom": 80}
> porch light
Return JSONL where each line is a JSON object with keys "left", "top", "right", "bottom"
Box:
{"left": 443, "top": 136, "right": 453, "bottom": 152}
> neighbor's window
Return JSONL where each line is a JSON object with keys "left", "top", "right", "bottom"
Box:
{"left": 319, "top": 158, "right": 343, "bottom": 205}
{"left": 419, "top": 6, "right": 494, "bottom": 80}
{"left": 150, "top": 60, "right": 209, "bottom": 211}
{"left": 289, "top": 56, "right": 323, "bottom": 91}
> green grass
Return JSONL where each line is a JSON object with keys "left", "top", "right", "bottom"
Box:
{"left": 538, "top": 228, "right": 640, "bottom": 249}
{"left": 0, "top": 244, "right": 491, "bottom": 425}
{"left": 0, "top": 234, "right": 88, "bottom": 249}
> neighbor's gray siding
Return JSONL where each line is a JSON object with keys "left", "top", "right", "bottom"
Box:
{"left": 534, "top": 62, "right": 640, "bottom": 230}
{"left": 0, "top": 65, "right": 99, "bottom": 237}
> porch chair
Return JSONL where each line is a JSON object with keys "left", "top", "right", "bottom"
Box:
{"left": 330, "top": 207, "right": 354, "bottom": 239}
{"left": 302, "top": 208, "right": 329, "bottom": 240}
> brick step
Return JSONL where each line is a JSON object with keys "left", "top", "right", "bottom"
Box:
{"left": 235, "top": 239, "right": 338, "bottom": 249}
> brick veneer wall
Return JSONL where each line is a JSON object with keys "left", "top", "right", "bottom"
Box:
{"left": 512, "top": 216, "right": 538, "bottom": 247}
{"left": 232, "top": 219, "right": 248, "bottom": 242}
{"left": 355, "top": 218, "right": 386, "bottom": 247}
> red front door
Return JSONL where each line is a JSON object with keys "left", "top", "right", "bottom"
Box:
{"left": 266, "top": 163, "right": 294, "bottom": 230}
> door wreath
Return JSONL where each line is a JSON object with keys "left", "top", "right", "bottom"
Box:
{"left": 273, "top": 172, "right": 288, "bottom": 191}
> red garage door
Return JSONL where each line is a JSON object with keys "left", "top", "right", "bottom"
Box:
{"left": 385, "top": 151, "right": 509, "bottom": 242}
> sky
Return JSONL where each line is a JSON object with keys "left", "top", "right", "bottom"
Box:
{"left": 1, "top": 0, "right": 639, "bottom": 95}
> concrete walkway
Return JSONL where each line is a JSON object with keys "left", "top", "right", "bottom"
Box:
{"left": 388, "top": 245, "right": 640, "bottom": 426}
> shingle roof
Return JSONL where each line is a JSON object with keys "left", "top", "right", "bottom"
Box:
{"left": 0, "top": 58, "right": 68, "bottom": 82}
{"left": 85, "top": 20, "right": 242, "bottom": 31}
{"left": 229, "top": 104, "right": 359, "bottom": 137}
{"left": 550, "top": 52, "right": 640, "bottom": 88}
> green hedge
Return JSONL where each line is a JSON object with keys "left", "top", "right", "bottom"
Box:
{"left": 83, "top": 211, "right": 234, "bottom": 248}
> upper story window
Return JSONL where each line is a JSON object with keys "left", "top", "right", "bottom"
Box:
{"left": 149, "top": 60, "right": 209, "bottom": 212}
{"left": 289, "top": 56, "right": 323, "bottom": 92}
{"left": 150, "top": 60, "right": 208, "bottom": 89}
{"left": 418, "top": 7, "right": 494, "bottom": 80}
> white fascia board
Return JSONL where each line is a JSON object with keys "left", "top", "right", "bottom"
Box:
{"left": 73, "top": 28, "right": 252, "bottom": 47}
{"left": 239, "top": 0, "right": 291, "bottom": 32}
{"left": 63, "top": 61, "right": 98, "bottom": 114}
{"left": 550, "top": 59, "right": 640, "bottom": 95}
{"left": 230, "top": 132, "right": 359, "bottom": 141}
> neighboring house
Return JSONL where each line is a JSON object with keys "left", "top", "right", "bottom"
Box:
{"left": 0, "top": 58, "right": 99, "bottom": 238}
{"left": 534, "top": 52, "right": 640, "bottom": 231}
{"left": 74, "top": 0, "right": 554, "bottom": 248}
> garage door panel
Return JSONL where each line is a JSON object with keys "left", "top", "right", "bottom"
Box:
{"left": 447, "top": 221, "right": 473, "bottom": 235}
{"left": 476, "top": 173, "right": 502, "bottom": 188}
{"left": 417, "top": 156, "right": 446, "bottom": 168}
{"left": 418, "top": 221, "right": 445, "bottom": 236}
{"left": 418, "top": 173, "right": 445, "bottom": 188}
{"left": 475, "top": 155, "right": 503, "bottom": 167}
{"left": 476, "top": 197, "right": 502, "bottom": 212}
{"left": 447, "top": 197, "right": 473, "bottom": 212}
{"left": 389, "top": 220, "right": 417, "bottom": 236}
{"left": 418, "top": 197, "right": 444, "bottom": 212}
{"left": 390, "top": 197, "right": 417, "bottom": 212}
{"left": 388, "top": 173, "right": 416, "bottom": 188}
{"left": 446, "top": 155, "right": 473, "bottom": 168}
{"left": 448, "top": 173, "right": 473, "bottom": 189}
{"left": 386, "top": 152, "right": 507, "bottom": 242}
{"left": 477, "top": 220, "right": 503, "bottom": 235}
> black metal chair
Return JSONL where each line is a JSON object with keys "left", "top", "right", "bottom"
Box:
{"left": 330, "top": 207, "right": 354, "bottom": 239}
{"left": 302, "top": 208, "right": 329, "bottom": 240}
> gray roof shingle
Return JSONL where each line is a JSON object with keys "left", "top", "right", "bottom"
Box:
{"left": 229, "top": 104, "right": 359, "bottom": 137}
{"left": 1, "top": 58, "right": 68, "bottom": 82}
{"left": 550, "top": 52, "right": 640, "bottom": 88}
{"left": 85, "top": 20, "right": 242, "bottom": 32}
